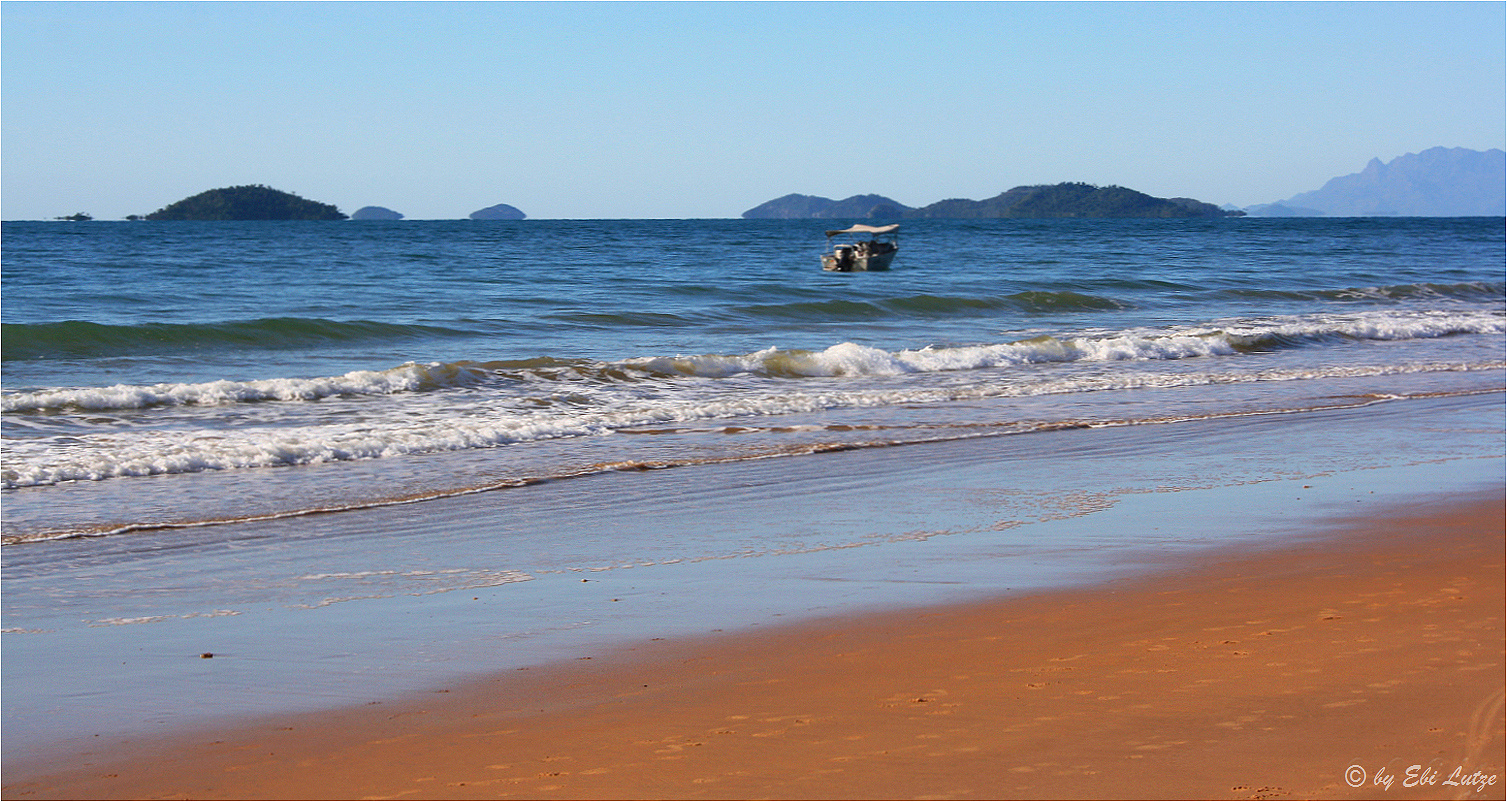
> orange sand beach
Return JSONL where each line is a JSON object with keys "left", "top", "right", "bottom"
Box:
{"left": 5, "top": 492, "right": 1503, "bottom": 801}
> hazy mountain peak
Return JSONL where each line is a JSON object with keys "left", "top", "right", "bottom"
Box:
{"left": 1261, "top": 147, "right": 1505, "bottom": 216}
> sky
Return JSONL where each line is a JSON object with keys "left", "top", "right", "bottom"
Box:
{"left": 3, "top": 1, "right": 1504, "bottom": 220}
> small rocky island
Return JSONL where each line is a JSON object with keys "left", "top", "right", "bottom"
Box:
{"left": 351, "top": 206, "right": 405, "bottom": 220}
{"left": 144, "top": 185, "right": 347, "bottom": 221}
{"left": 469, "top": 203, "right": 527, "bottom": 220}
{"left": 744, "top": 183, "right": 1242, "bottom": 219}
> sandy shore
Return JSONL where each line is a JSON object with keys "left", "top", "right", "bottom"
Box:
{"left": 5, "top": 491, "right": 1502, "bottom": 801}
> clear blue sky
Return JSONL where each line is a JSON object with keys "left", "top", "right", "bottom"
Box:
{"left": 4, "top": 1, "right": 1503, "bottom": 220}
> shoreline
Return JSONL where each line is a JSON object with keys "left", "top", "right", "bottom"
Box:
{"left": 6, "top": 489, "right": 1502, "bottom": 800}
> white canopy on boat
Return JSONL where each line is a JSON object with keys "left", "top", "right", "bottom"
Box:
{"left": 825, "top": 223, "right": 900, "bottom": 237}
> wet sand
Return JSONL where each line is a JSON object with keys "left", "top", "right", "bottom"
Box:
{"left": 5, "top": 491, "right": 1501, "bottom": 801}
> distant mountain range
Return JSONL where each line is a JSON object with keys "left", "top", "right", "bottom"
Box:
{"left": 743, "top": 183, "right": 1237, "bottom": 220}
{"left": 71, "top": 146, "right": 1506, "bottom": 221}
{"left": 1246, "top": 147, "right": 1504, "bottom": 217}
{"left": 745, "top": 147, "right": 1504, "bottom": 221}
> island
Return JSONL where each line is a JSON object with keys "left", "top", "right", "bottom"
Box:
{"left": 469, "top": 203, "right": 527, "bottom": 221}
{"left": 144, "top": 185, "right": 348, "bottom": 221}
{"left": 741, "top": 193, "right": 911, "bottom": 220}
{"left": 351, "top": 206, "right": 405, "bottom": 221}
{"left": 743, "top": 183, "right": 1242, "bottom": 219}
{"left": 907, "top": 183, "right": 1239, "bottom": 219}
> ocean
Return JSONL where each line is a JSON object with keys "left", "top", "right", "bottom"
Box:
{"left": 3, "top": 217, "right": 1504, "bottom": 758}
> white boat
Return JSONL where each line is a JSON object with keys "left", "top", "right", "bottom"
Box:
{"left": 821, "top": 224, "right": 899, "bottom": 272}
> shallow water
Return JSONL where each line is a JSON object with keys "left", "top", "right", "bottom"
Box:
{"left": 3, "top": 391, "right": 1501, "bottom": 762}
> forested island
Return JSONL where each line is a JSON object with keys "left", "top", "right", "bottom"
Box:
{"left": 741, "top": 194, "right": 909, "bottom": 220}
{"left": 144, "top": 185, "right": 347, "bottom": 221}
{"left": 912, "top": 183, "right": 1238, "bottom": 218}
{"left": 743, "top": 183, "right": 1241, "bottom": 219}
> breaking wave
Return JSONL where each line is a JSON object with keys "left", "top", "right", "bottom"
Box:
{"left": 5, "top": 308, "right": 1500, "bottom": 414}
{"left": 4, "top": 359, "right": 1501, "bottom": 490}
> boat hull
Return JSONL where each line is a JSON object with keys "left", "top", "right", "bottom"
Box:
{"left": 822, "top": 250, "right": 897, "bottom": 272}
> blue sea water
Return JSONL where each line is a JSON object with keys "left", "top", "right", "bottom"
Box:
{"left": 4, "top": 217, "right": 1503, "bottom": 537}
{"left": 2, "top": 217, "right": 1504, "bottom": 758}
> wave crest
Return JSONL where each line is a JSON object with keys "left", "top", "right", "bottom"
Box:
{"left": 5, "top": 309, "right": 1500, "bottom": 414}
{"left": 633, "top": 309, "right": 1505, "bottom": 379}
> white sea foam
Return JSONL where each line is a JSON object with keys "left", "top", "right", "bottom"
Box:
{"left": 0, "top": 362, "right": 464, "bottom": 413}
{"left": 5, "top": 309, "right": 1501, "bottom": 489}
{"left": 3, "top": 356, "right": 1500, "bottom": 489}
{"left": 632, "top": 309, "right": 1503, "bottom": 378}
{"left": 5, "top": 309, "right": 1498, "bottom": 415}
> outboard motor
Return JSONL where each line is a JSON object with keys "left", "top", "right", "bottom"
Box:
{"left": 835, "top": 245, "right": 854, "bottom": 270}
